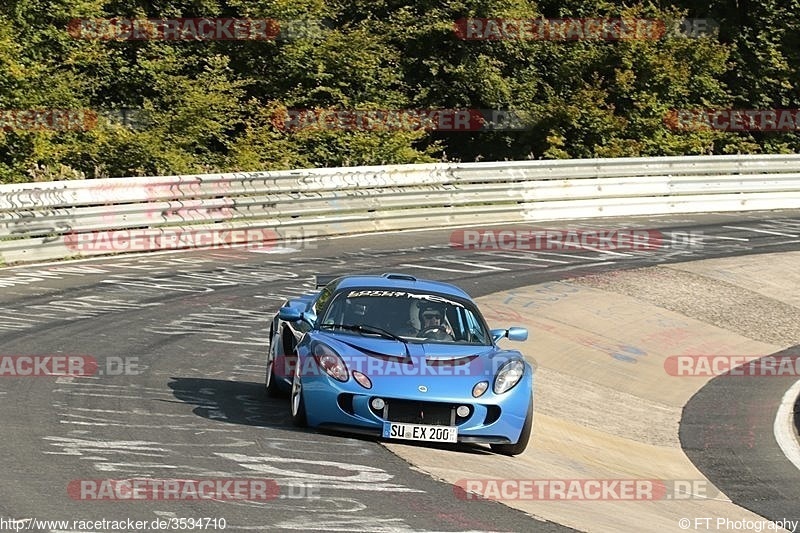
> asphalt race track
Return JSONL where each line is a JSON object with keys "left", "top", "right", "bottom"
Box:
{"left": 681, "top": 341, "right": 800, "bottom": 526}
{"left": 1, "top": 210, "right": 800, "bottom": 532}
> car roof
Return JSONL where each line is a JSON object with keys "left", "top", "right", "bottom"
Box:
{"left": 330, "top": 273, "right": 472, "bottom": 300}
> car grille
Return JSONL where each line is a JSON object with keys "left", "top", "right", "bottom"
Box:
{"left": 367, "top": 398, "right": 476, "bottom": 426}
{"left": 387, "top": 400, "right": 453, "bottom": 425}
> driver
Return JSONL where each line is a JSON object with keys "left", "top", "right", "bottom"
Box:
{"left": 418, "top": 303, "right": 454, "bottom": 341}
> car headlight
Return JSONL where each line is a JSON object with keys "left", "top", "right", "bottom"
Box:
{"left": 312, "top": 342, "right": 348, "bottom": 382}
{"left": 493, "top": 359, "right": 524, "bottom": 394}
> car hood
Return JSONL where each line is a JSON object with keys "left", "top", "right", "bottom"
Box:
{"left": 315, "top": 332, "right": 527, "bottom": 377}
{"left": 314, "top": 332, "right": 530, "bottom": 392}
{"left": 319, "top": 332, "right": 492, "bottom": 358}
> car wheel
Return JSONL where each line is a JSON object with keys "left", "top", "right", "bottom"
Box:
{"left": 491, "top": 397, "right": 532, "bottom": 456}
{"left": 290, "top": 361, "right": 307, "bottom": 427}
{"left": 265, "top": 327, "right": 283, "bottom": 398}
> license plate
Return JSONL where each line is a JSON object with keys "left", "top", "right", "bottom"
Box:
{"left": 382, "top": 421, "right": 458, "bottom": 443}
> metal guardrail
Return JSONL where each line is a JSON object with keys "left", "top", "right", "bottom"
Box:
{"left": 1, "top": 154, "right": 800, "bottom": 264}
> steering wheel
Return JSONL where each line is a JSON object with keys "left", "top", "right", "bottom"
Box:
{"left": 421, "top": 325, "right": 451, "bottom": 340}
{"left": 421, "top": 325, "right": 443, "bottom": 335}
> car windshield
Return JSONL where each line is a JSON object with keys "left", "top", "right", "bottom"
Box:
{"left": 319, "top": 289, "right": 493, "bottom": 345}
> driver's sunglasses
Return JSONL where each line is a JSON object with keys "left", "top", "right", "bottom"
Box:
{"left": 422, "top": 312, "right": 441, "bottom": 320}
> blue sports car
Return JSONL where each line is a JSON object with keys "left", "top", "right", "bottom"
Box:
{"left": 265, "top": 273, "right": 534, "bottom": 455}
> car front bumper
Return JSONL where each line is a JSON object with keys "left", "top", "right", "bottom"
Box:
{"left": 300, "top": 374, "right": 533, "bottom": 444}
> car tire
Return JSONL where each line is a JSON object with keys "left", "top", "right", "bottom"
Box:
{"left": 265, "top": 354, "right": 282, "bottom": 398}
{"left": 290, "top": 362, "right": 307, "bottom": 427}
{"left": 491, "top": 397, "right": 533, "bottom": 456}
{"left": 265, "top": 327, "right": 284, "bottom": 398}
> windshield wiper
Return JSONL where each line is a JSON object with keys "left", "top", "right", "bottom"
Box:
{"left": 319, "top": 323, "right": 405, "bottom": 343}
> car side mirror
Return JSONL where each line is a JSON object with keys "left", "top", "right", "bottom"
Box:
{"left": 491, "top": 327, "right": 529, "bottom": 342}
{"left": 279, "top": 306, "right": 308, "bottom": 324}
{"left": 507, "top": 327, "right": 528, "bottom": 341}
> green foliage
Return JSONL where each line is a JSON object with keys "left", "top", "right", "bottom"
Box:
{"left": 0, "top": 0, "right": 798, "bottom": 182}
